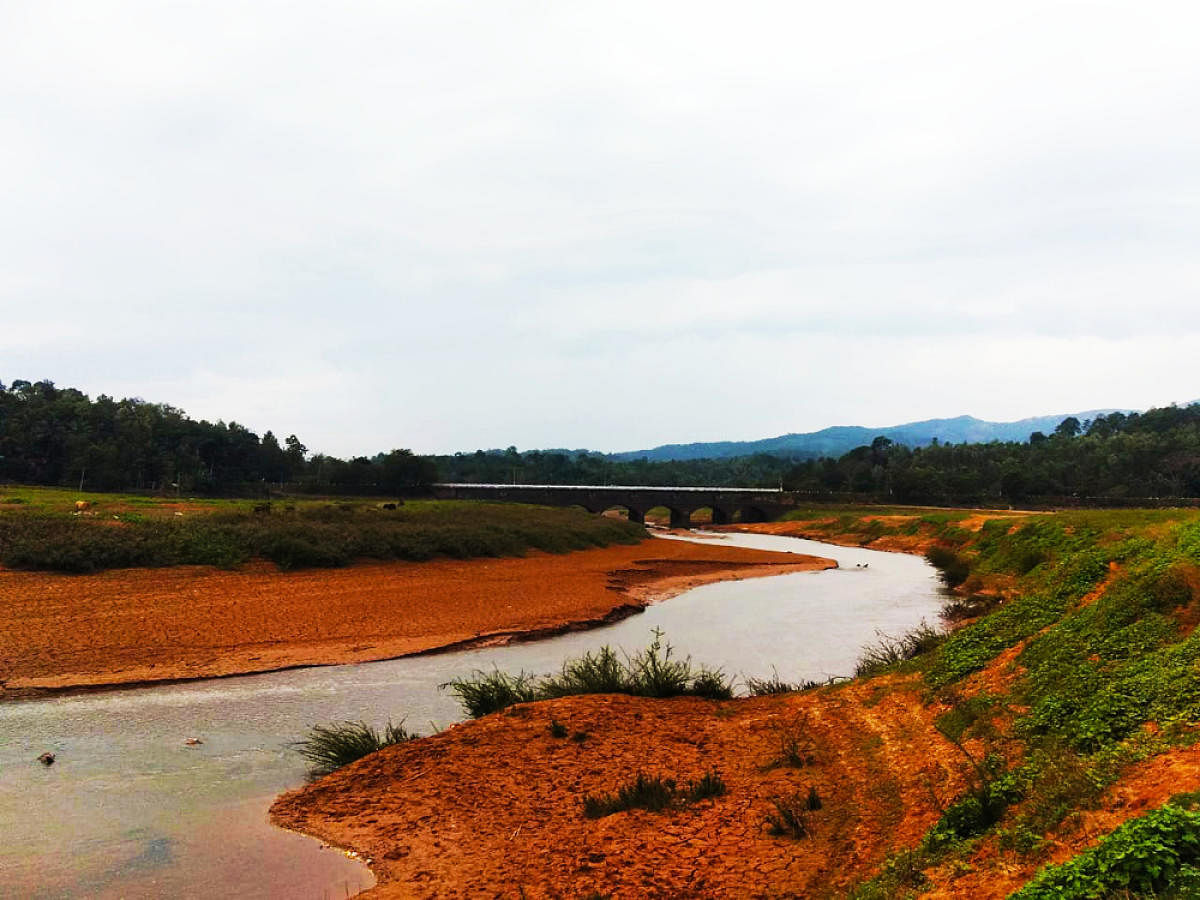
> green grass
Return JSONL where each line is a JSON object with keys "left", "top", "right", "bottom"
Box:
{"left": 841, "top": 505, "right": 1200, "bottom": 896}
{"left": 292, "top": 719, "right": 418, "bottom": 779}
{"left": 0, "top": 490, "right": 646, "bottom": 573}
{"left": 443, "top": 629, "right": 733, "bottom": 718}
{"left": 1011, "top": 797, "right": 1200, "bottom": 898}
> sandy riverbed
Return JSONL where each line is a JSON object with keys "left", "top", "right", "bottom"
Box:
{"left": 0, "top": 538, "right": 832, "bottom": 697}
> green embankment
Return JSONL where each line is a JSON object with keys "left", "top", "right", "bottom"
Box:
{"left": 838, "top": 507, "right": 1200, "bottom": 898}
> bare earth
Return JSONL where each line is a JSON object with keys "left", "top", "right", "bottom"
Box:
{"left": 0, "top": 538, "right": 833, "bottom": 697}
{"left": 271, "top": 677, "right": 974, "bottom": 899}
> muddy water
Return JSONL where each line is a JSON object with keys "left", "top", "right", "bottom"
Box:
{"left": 0, "top": 533, "right": 942, "bottom": 898}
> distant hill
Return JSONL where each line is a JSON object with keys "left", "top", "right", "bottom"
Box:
{"left": 608, "top": 409, "right": 1127, "bottom": 462}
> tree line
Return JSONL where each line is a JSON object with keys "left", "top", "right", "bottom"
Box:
{"left": 781, "top": 407, "right": 1200, "bottom": 504}
{"left": 0, "top": 380, "right": 435, "bottom": 495}
{"left": 3, "top": 379, "right": 1198, "bottom": 504}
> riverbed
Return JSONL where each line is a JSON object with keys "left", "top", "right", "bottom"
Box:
{"left": 0, "top": 532, "right": 942, "bottom": 898}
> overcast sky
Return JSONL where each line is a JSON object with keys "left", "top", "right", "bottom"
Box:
{"left": 3, "top": 2, "right": 1198, "bottom": 456}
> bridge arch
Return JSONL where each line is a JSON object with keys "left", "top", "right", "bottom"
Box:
{"left": 734, "top": 506, "right": 769, "bottom": 523}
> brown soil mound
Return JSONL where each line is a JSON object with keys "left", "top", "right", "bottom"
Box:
{"left": 271, "top": 677, "right": 972, "bottom": 899}
{"left": 0, "top": 539, "right": 832, "bottom": 697}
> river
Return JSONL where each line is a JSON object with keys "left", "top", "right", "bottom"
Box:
{"left": 0, "top": 531, "right": 943, "bottom": 898}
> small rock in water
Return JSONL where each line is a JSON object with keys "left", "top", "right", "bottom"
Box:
{"left": 37, "top": 752, "right": 55, "bottom": 766}
{"left": 184, "top": 737, "right": 203, "bottom": 746}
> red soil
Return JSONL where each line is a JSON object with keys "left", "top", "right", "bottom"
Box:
{"left": 0, "top": 539, "right": 832, "bottom": 697}
{"left": 271, "top": 676, "right": 975, "bottom": 899}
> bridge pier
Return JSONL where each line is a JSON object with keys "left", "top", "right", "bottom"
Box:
{"left": 626, "top": 508, "right": 645, "bottom": 524}
{"left": 710, "top": 506, "right": 731, "bottom": 525}
{"left": 669, "top": 508, "right": 691, "bottom": 528}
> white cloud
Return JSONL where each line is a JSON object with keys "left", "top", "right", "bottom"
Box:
{"left": 2, "top": 1, "right": 1198, "bottom": 454}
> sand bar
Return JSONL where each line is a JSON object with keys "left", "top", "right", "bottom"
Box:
{"left": 0, "top": 538, "right": 833, "bottom": 697}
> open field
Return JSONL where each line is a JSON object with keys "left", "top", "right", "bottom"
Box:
{"left": 0, "top": 486, "right": 645, "bottom": 573}
{"left": 274, "top": 505, "right": 1200, "bottom": 898}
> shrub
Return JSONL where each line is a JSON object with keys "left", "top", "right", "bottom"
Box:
{"left": 293, "top": 719, "right": 416, "bottom": 779}
{"left": 765, "top": 713, "right": 816, "bottom": 769}
{"left": 925, "top": 546, "right": 971, "bottom": 588}
{"left": 548, "top": 718, "right": 568, "bottom": 738}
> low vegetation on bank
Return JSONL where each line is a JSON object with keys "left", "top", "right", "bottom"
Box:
{"left": 293, "top": 720, "right": 419, "bottom": 780}
{"left": 838, "top": 506, "right": 1200, "bottom": 896}
{"left": 444, "top": 629, "right": 733, "bottom": 718}
{"left": 0, "top": 491, "right": 645, "bottom": 573}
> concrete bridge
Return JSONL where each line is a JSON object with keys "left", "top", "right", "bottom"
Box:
{"left": 431, "top": 483, "right": 789, "bottom": 528}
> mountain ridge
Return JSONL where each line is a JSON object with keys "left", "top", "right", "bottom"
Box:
{"left": 607, "top": 408, "right": 1129, "bottom": 462}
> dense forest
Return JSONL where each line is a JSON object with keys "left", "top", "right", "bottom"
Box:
{"left": 782, "top": 406, "right": 1200, "bottom": 503}
{"left": 0, "top": 380, "right": 436, "bottom": 495}
{"left": 3, "top": 379, "right": 1199, "bottom": 504}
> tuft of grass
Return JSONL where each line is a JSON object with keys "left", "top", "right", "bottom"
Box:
{"left": 443, "top": 668, "right": 538, "bottom": 718}
{"left": 548, "top": 718, "right": 568, "bottom": 738}
{"left": 538, "top": 646, "right": 630, "bottom": 698}
{"left": 765, "top": 713, "right": 816, "bottom": 769}
{"left": 293, "top": 719, "right": 417, "bottom": 780}
{"left": 582, "top": 770, "right": 726, "bottom": 818}
{"left": 744, "top": 667, "right": 803, "bottom": 696}
{"left": 855, "top": 620, "right": 944, "bottom": 677}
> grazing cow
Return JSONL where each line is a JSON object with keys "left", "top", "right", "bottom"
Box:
{"left": 382, "top": 503, "right": 397, "bottom": 510}
{"left": 74, "top": 500, "right": 90, "bottom": 512}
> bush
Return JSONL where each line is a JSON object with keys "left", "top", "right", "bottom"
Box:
{"left": 926, "top": 546, "right": 971, "bottom": 588}
{"left": 538, "top": 646, "right": 630, "bottom": 698}
{"left": 293, "top": 719, "right": 417, "bottom": 779}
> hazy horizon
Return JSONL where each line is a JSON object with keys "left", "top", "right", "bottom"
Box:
{"left": 4, "top": 2, "right": 1199, "bottom": 456}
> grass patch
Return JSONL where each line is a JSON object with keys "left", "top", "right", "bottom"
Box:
{"left": 582, "top": 770, "right": 726, "bottom": 818}
{"left": 1011, "top": 797, "right": 1200, "bottom": 898}
{"left": 444, "top": 629, "right": 733, "bottom": 718}
{"left": 0, "top": 497, "right": 646, "bottom": 573}
{"left": 855, "top": 620, "right": 944, "bottom": 677}
{"left": 292, "top": 719, "right": 417, "bottom": 779}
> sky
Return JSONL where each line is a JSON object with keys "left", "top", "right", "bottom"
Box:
{"left": 3, "top": 1, "right": 1199, "bottom": 457}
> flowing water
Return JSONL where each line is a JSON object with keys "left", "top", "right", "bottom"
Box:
{"left": 0, "top": 532, "right": 943, "bottom": 898}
